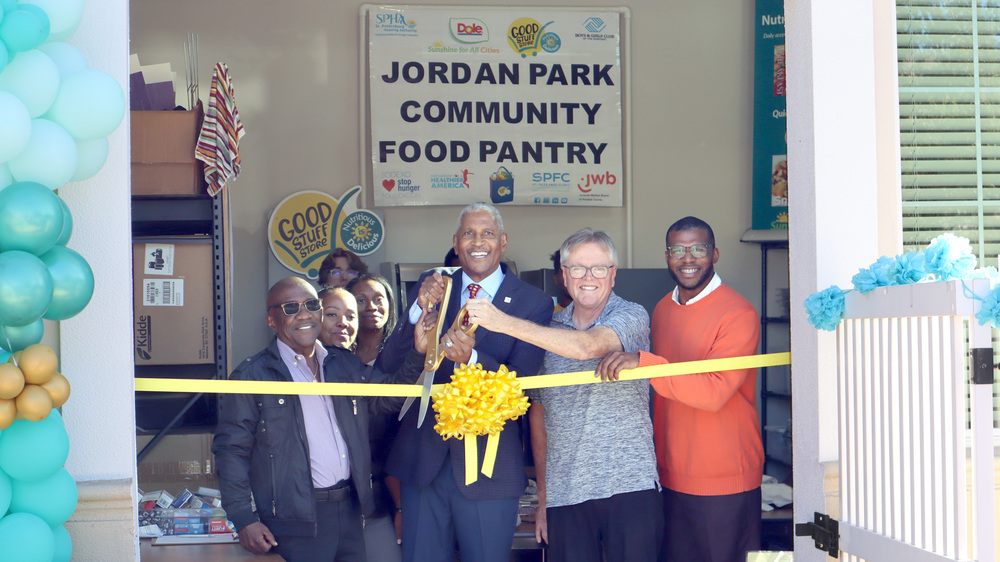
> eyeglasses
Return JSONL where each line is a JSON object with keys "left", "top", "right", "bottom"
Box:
{"left": 269, "top": 298, "right": 322, "bottom": 316}
{"left": 667, "top": 244, "right": 713, "bottom": 259}
{"left": 563, "top": 265, "right": 613, "bottom": 279}
{"left": 328, "top": 269, "right": 359, "bottom": 280}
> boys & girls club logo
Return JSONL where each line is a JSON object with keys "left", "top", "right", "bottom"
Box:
{"left": 583, "top": 17, "right": 606, "bottom": 33}
{"left": 268, "top": 186, "right": 385, "bottom": 279}
{"left": 507, "top": 17, "right": 557, "bottom": 57}
{"left": 450, "top": 18, "right": 489, "bottom": 43}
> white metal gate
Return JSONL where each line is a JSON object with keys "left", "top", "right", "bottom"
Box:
{"left": 830, "top": 280, "right": 995, "bottom": 561}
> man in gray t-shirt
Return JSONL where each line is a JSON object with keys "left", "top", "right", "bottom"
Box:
{"left": 465, "top": 228, "right": 663, "bottom": 562}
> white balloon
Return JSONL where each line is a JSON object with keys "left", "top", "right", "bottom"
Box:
{"left": 70, "top": 136, "right": 108, "bottom": 181}
{"left": 0, "top": 163, "right": 13, "bottom": 190}
{"left": 0, "top": 91, "right": 31, "bottom": 162}
{"left": 0, "top": 49, "right": 60, "bottom": 117}
{"left": 24, "top": 0, "right": 85, "bottom": 43}
{"left": 35, "top": 42, "right": 87, "bottom": 80}
{"left": 46, "top": 69, "right": 125, "bottom": 140}
{"left": 7, "top": 119, "right": 77, "bottom": 189}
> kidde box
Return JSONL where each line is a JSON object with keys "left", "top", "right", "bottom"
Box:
{"left": 130, "top": 102, "right": 207, "bottom": 196}
{"left": 133, "top": 239, "right": 213, "bottom": 365}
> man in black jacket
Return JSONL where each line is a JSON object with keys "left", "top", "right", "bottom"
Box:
{"left": 212, "top": 277, "right": 429, "bottom": 561}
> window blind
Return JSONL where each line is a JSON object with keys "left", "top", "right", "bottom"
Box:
{"left": 898, "top": 0, "right": 1000, "bottom": 429}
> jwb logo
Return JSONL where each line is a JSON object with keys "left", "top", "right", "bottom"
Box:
{"left": 577, "top": 171, "right": 617, "bottom": 192}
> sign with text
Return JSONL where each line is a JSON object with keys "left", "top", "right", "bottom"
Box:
{"left": 751, "top": 0, "right": 787, "bottom": 230}
{"left": 368, "top": 7, "right": 624, "bottom": 207}
{"left": 268, "top": 186, "right": 385, "bottom": 279}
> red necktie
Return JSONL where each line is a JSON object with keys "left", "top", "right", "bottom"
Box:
{"left": 463, "top": 284, "right": 481, "bottom": 326}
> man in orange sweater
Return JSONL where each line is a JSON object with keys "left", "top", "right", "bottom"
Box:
{"left": 597, "top": 216, "right": 763, "bottom": 562}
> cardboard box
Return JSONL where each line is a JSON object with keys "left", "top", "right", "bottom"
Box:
{"left": 133, "top": 239, "right": 214, "bottom": 365}
{"left": 139, "top": 490, "right": 175, "bottom": 510}
{"left": 130, "top": 102, "right": 206, "bottom": 196}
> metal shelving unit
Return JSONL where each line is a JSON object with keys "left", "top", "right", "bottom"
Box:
{"left": 134, "top": 194, "right": 227, "bottom": 462}
{"left": 741, "top": 229, "right": 790, "bottom": 480}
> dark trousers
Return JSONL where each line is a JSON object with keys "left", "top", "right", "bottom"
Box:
{"left": 546, "top": 488, "right": 663, "bottom": 562}
{"left": 660, "top": 487, "right": 761, "bottom": 562}
{"left": 399, "top": 457, "right": 519, "bottom": 562}
{"left": 274, "top": 489, "right": 366, "bottom": 562}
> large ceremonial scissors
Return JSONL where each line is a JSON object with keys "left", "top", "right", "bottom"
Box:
{"left": 398, "top": 276, "right": 478, "bottom": 427}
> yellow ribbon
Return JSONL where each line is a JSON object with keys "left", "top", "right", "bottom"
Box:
{"left": 430, "top": 363, "right": 528, "bottom": 484}
{"left": 134, "top": 352, "right": 791, "bottom": 396}
{"left": 135, "top": 352, "right": 790, "bottom": 486}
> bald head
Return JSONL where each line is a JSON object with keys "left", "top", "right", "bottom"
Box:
{"left": 266, "top": 277, "right": 322, "bottom": 355}
{"left": 267, "top": 277, "right": 318, "bottom": 309}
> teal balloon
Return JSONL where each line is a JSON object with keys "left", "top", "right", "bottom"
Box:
{"left": 0, "top": 49, "right": 59, "bottom": 117}
{"left": 0, "top": 351, "right": 9, "bottom": 363}
{"left": 0, "top": 250, "right": 52, "bottom": 327}
{"left": 31, "top": 0, "right": 84, "bottom": 44}
{"left": 0, "top": 513, "right": 55, "bottom": 562}
{"left": 35, "top": 42, "right": 85, "bottom": 80}
{"left": 0, "top": 411, "right": 69, "bottom": 482}
{"left": 6, "top": 119, "right": 77, "bottom": 189}
{"left": 0, "top": 470, "right": 10, "bottom": 517}
{"left": 0, "top": 40, "right": 7, "bottom": 74}
{"left": 54, "top": 194, "right": 71, "bottom": 245}
{"left": 0, "top": 319, "right": 44, "bottom": 352}
{"left": 51, "top": 524, "right": 71, "bottom": 562}
{"left": 10, "top": 468, "right": 77, "bottom": 526}
{"left": 0, "top": 91, "right": 30, "bottom": 162}
{"left": 46, "top": 69, "right": 125, "bottom": 140}
{"left": 0, "top": 8, "right": 48, "bottom": 52}
{"left": 70, "top": 137, "right": 107, "bottom": 181}
{"left": 0, "top": 181, "right": 63, "bottom": 254}
{"left": 14, "top": 5, "right": 49, "bottom": 43}
{"left": 40, "top": 245, "right": 92, "bottom": 320}
{"left": 0, "top": 0, "right": 10, "bottom": 12}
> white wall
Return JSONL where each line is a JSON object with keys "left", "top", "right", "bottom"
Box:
{"left": 62, "top": 0, "right": 133, "bottom": 493}
{"left": 60, "top": 0, "right": 137, "bottom": 558}
{"left": 129, "top": 0, "right": 764, "bottom": 365}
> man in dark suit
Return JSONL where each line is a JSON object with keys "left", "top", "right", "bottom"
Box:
{"left": 381, "top": 202, "right": 553, "bottom": 562}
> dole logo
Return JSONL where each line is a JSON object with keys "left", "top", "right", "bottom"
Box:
{"left": 383, "top": 179, "right": 395, "bottom": 191}
{"left": 456, "top": 22, "right": 483, "bottom": 35}
{"left": 577, "top": 171, "right": 617, "bottom": 192}
{"left": 450, "top": 17, "right": 489, "bottom": 43}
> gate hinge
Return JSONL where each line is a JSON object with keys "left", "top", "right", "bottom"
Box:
{"left": 794, "top": 512, "right": 839, "bottom": 558}
{"left": 971, "top": 348, "right": 995, "bottom": 385}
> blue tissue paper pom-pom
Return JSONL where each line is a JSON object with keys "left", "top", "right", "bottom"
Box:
{"left": 890, "top": 251, "right": 926, "bottom": 285}
{"left": 804, "top": 285, "right": 847, "bottom": 331}
{"left": 924, "top": 233, "right": 977, "bottom": 281}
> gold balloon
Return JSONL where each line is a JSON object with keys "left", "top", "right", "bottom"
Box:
{"left": 18, "top": 344, "right": 57, "bottom": 385}
{"left": 8, "top": 351, "right": 21, "bottom": 364}
{"left": 0, "top": 398, "right": 15, "bottom": 430}
{"left": 0, "top": 363, "right": 25, "bottom": 400}
{"left": 40, "top": 372, "right": 70, "bottom": 408}
{"left": 15, "top": 385, "right": 53, "bottom": 422}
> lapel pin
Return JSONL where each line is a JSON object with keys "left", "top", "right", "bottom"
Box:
{"left": 504, "top": 297, "right": 511, "bottom": 303}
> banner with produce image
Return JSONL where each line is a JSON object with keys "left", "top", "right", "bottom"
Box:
{"left": 751, "top": 0, "right": 787, "bottom": 230}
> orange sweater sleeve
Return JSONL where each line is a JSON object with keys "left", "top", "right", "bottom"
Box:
{"left": 645, "top": 294, "right": 761, "bottom": 412}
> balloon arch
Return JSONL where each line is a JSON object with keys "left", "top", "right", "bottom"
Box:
{"left": 0, "top": 0, "right": 125, "bottom": 560}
